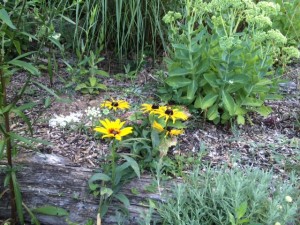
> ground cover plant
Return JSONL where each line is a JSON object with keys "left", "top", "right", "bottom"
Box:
{"left": 0, "top": 0, "right": 299, "bottom": 224}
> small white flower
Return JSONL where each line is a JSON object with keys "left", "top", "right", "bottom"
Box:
{"left": 285, "top": 195, "right": 293, "bottom": 203}
{"left": 274, "top": 222, "right": 281, "bottom": 225}
{"left": 228, "top": 80, "right": 234, "bottom": 84}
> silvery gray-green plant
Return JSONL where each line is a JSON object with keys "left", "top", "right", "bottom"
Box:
{"left": 156, "top": 167, "right": 299, "bottom": 225}
{"left": 161, "top": 0, "right": 300, "bottom": 125}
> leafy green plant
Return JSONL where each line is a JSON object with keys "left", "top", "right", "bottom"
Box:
{"left": 161, "top": 0, "right": 300, "bottom": 125}
{"left": 155, "top": 167, "right": 299, "bottom": 225}
{"left": 65, "top": 50, "right": 109, "bottom": 94}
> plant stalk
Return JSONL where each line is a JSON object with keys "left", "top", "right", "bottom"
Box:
{"left": 0, "top": 68, "right": 17, "bottom": 224}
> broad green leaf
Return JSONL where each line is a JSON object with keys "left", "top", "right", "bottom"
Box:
{"left": 187, "top": 80, "right": 198, "bottom": 100}
{"left": 255, "top": 79, "right": 272, "bottom": 86}
{"left": 0, "top": 9, "right": 16, "bottom": 29}
{"left": 236, "top": 201, "right": 248, "bottom": 219}
{"left": 89, "top": 77, "right": 97, "bottom": 87}
{"left": 254, "top": 105, "right": 272, "bottom": 117}
{"left": 242, "top": 97, "right": 263, "bottom": 107}
{"left": 32, "top": 205, "right": 69, "bottom": 216}
{"left": 88, "top": 173, "right": 111, "bottom": 190}
{"left": 95, "top": 83, "right": 107, "bottom": 90}
{"left": 151, "top": 130, "right": 160, "bottom": 149}
{"left": 48, "top": 37, "right": 64, "bottom": 51}
{"left": 95, "top": 70, "right": 109, "bottom": 77}
{"left": 13, "top": 40, "right": 21, "bottom": 55}
{"left": 207, "top": 104, "right": 219, "bottom": 121}
{"left": 194, "top": 95, "right": 203, "bottom": 109}
{"left": 222, "top": 90, "right": 235, "bottom": 116}
{"left": 165, "top": 77, "right": 191, "bottom": 88}
{"left": 237, "top": 115, "right": 245, "bottom": 125}
{"left": 8, "top": 60, "right": 40, "bottom": 76}
{"left": 168, "top": 68, "right": 189, "bottom": 77}
{"left": 201, "top": 93, "right": 218, "bottom": 110}
{"left": 16, "top": 102, "right": 37, "bottom": 111}
{"left": 0, "top": 139, "right": 5, "bottom": 159}
{"left": 120, "top": 154, "right": 140, "bottom": 178}
{"left": 75, "top": 83, "right": 87, "bottom": 90}
{"left": 114, "top": 193, "right": 130, "bottom": 208}
{"left": 203, "top": 73, "right": 219, "bottom": 87}
{"left": 239, "top": 218, "right": 250, "bottom": 224}
{"left": 11, "top": 172, "right": 24, "bottom": 224}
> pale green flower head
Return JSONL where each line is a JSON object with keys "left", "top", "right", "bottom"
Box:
{"left": 267, "top": 29, "right": 287, "bottom": 45}
{"left": 283, "top": 47, "right": 300, "bottom": 59}
{"left": 219, "top": 36, "right": 235, "bottom": 50}
{"left": 257, "top": 1, "right": 280, "bottom": 16}
{"left": 247, "top": 15, "right": 272, "bottom": 28}
{"left": 253, "top": 31, "right": 268, "bottom": 43}
{"left": 163, "top": 11, "right": 182, "bottom": 24}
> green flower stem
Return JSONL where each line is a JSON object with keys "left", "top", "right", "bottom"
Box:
{"left": 111, "top": 139, "right": 117, "bottom": 186}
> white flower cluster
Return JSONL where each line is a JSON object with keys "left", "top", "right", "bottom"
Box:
{"left": 49, "top": 112, "right": 83, "bottom": 128}
{"left": 84, "top": 106, "right": 102, "bottom": 120}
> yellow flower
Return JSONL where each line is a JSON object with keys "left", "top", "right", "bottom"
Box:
{"left": 285, "top": 195, "right": 293, "bottom": 203}
{"left": 153, "top": 106, "right": 188, "bottom": 123}
{"left": 94, "top": 119, "right": 133, "bottom": 141}
{"left": 152, "top": 121, "right": 183, "bottom": 137}
{"left": 141, "top": 103, "right": 160, "bottom": 113}
{"left": 101, "top": 99, "right": 130, "bottom": 111}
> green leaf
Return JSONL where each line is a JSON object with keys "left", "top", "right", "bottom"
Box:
{"left": 0, "top": 9, "right": 16, "bottom": 29}
{"left": 255, "top": 79, "right": 272, "bottom": 86}
{"left": 13, "top": 40, "right": 21, "bottom": 55}
{"left": 207, "top": 104, "right": 219, "bottom": 121}
{"left": 201, "top": 93, "right": 218, "bottom": 110}
{"left": 114, "top": 193, "right": 130, "bottom": 208}
{"left": 32, "top": 81, "right": 62, "bottom": 100}
{"left": 203, "top": 73, "right": 219, "bottom": 87}
{"left": 11, "top": 109, "right": 33, "bottom": 135}
{"left": 120, "top": 154, "right": 140, "bottom": 178}
{"left": 48, "top": 37, "right": 64, "bottom": 51}
{"left": 89, "top": 77, "right": 97, "bottom": 87}
{"left": 236, "top": 201, "right": 248, "bottom": 219}
{"left": 228, "top": 211, "right": 236, "bottom": 225}
{"left": 242, "top": 97, "right": 263, "bottom": 107}
{"left": 222, "top": 90, "right": 235, "bottom": 116}
{"left": 95, "top": 70, "right": 109, "bottom": 77}
{"left": 100, "top": 187, "right": 113, "bottom": 197}
{"left": 165, "top": 77, "right": 191, "bottom": 88}
{"left": 0, "top": 139, "right": 5, "bottom": 159}
{"left": 168, "top": 67, "right": 189, "bottom": 77}
{"left": 194, "top": 95, "right": 203, "bottom": 109}
{"left": 10, "top": 132, "right": 51, "bottom": 146}
{"left": 32, "top": 205, "right": 69, "bottom": 216}
{"left": 187, "top": 80, "right": 198, "bottom": 100}
{"left": 151, "top": 130, "right": 160, "bottom": 149}
{"left": 11, "top": 172, "right": 24, "bottom": 224}
{"left": 8, "top": 60, "right": 40, "bottom": 76}
{"left": 254, "top": 105, "right": 272, "bottom": 117}
{"left": 237, "top": 115, "right": 245, "bottom": 125}
{"left": 88, "top": 173, "right": 111, "bottom": 190}
{"left": 75, "top": 83, "right": 87, "bottom": 90}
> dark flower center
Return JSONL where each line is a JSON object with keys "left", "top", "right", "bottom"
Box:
{"left": 165, "top": 109, "right": 173, "bottom": 115}
{"left": 111, "top": 102, "right": 119, "bottom": 107}
{"left": 166, "top": 126, "right": 172, "bottom": 132}
{"left": 151, "top": 104, "right": 159, "bottom": 109}
{"left": 109, "top": 129, "right": 120, "bottom": 135}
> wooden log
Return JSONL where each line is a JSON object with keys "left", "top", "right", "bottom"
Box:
{"left": 0, "top": 152, "right": 165, "bottom": 224}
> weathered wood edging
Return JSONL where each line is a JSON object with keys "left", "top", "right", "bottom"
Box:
{"left": 0, "top": 152, "right": 168, "bottom": 224}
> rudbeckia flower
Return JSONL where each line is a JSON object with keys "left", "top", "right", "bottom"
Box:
{"left": 153, "top": 107, "right": 188, "bottom": 123}
{"left": 152, "top": 121, "right": 183, "bottom": 137}
{"left": 141, "top": 103, "right": 161, "bottom": 113}
{"left": 94, "top": 119, "right": 133, "bottom": 140}
{"left": 101, "top": 99, "right": 130, "bottom": 111}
